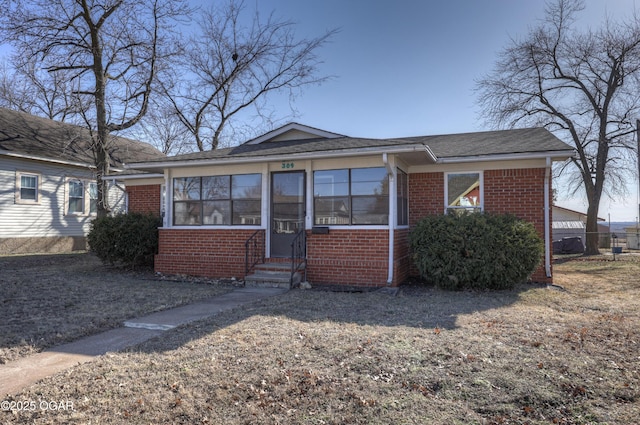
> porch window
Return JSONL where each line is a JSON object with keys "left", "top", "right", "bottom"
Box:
{"left": 68, "top": 180, "right": 84, "bottom": 214}
{"left": 173, "top": 174, "right": 261, "bottom": 226}
{"left": 446, "top": 172, "right": 482, "bottom": 214}
{"left": 397, "top": 169, "right": 408, "bottom": 226}
{"left": 313, "top": 167, "right": 388, "bottom": 225}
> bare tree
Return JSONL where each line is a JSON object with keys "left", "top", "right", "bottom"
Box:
{"left": 0, "top": 57, "right": 89, "bottom": 122}
{"left": 165, "top": 0, "right": 336, "bottom": 151}
{"left": 476, "top": 0, "right": 640, "bottom": 255}
{"left": 125, "top": 100, "right": 193, "bottom": 155}
{"left": 0, "top": 0, "right": 188, "bottom": 217}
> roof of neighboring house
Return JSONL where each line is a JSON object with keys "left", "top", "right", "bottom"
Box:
{"left": 552, "top": 205, "right": 605, "bottom": 222}
{"left": 127, "top": 124, "right": 575, "bottom": 170}
{"left": 0, "top": 107, "right": 165, "bottom": 169}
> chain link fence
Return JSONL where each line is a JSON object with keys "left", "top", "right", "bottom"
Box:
{"left": 553, "top": 228, "right": 640, "bottom": 254}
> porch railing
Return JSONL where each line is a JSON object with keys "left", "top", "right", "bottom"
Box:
{"left": 290, "top": 228, "right": 307, "bottom": 285}
{"left": 244, "top": 230, "right": 265, "bottom": 279}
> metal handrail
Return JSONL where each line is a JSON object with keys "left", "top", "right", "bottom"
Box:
{"left": 244, "top": 230, "right": 264, "bottom": 279}
{"left": 290, "top": 228, "right": 307, "bottom": 285}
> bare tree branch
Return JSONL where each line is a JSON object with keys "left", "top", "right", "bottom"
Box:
{"left": 165, "top": 0, "right": 336, "bottom": 151}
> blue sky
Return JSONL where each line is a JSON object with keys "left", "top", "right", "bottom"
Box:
{"left": 241, "top": 0, "right": 640, "bottom": 222}
{"left": 1, "top": 1, "right": 638, "bottom": 220}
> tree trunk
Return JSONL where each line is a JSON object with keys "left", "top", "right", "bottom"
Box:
{"left": 584, "top": 201, "right": 600, "bottom": 255}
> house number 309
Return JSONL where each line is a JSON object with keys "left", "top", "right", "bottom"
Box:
{"left": 281, "top": 162, "right": 295, "bottom": 169}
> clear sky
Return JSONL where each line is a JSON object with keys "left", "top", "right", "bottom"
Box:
{"left": 239, "top": 0, "right": 640, "bottom": 222}
{"left": 1, "top": 1, "right": 638, "bottom": 221}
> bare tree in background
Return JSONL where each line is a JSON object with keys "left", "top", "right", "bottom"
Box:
{"left": 0, "top": 0, "right": 188, "bottom": 217}
{"left": 0, "top": 59, "right": 88, "bottom": 121}
{"left": 477, "top": 0, "right": 640, "bottom": 255}
{"left": 127, "top": 100, "right": 193, "bottom": 155}
{"left": 165, "top": 0, "right": 336, "bottom": 151}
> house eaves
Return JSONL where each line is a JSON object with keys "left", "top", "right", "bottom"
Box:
{"left": 126, "top": 143, "right": 439, "bottom": 171}
{"left": 436, "top": 150, "right": 576, "bottom": 164}
{"left": 0, "top": 149, "right": 95, "bottom": 169}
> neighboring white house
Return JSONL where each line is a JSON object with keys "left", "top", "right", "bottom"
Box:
{"left": 0, "top": 108, "right": 164, "bottom": 254}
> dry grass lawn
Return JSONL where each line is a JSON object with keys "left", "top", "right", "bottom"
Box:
{"left": 0, "top": 253, "right": 234, "bottom": 364}
{"left": 2, "top": 254, "right": 640, "bottom": 424}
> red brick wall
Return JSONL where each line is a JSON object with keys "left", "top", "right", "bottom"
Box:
{"left": 127, "top": 185, "right": 161, "bottom": 215}
{"left": 393, "top": 228, "right": 411, "bottom": 285}
{"left": 155, "top": 229, "right": 260, "bottom": 278}
{"left": 409, "top": 172, "right": 444, "bottom": 226}
{"left": 484, "top": 168, "right": 551, "bottom": 282}
{"left": 307, "top": 229, "right": 390, "bottom": 286}
{"left": 408, "top": 168, "right": 552, "bottom": 283}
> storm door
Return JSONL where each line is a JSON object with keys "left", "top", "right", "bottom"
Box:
{"left": 270, "top": 171, "right": 305, "bottom": 257}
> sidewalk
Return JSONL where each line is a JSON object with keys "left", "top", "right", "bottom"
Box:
{"left": 0, "top": 286, "right": 288, "bottom": 396}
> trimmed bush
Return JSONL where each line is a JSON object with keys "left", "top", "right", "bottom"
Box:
{"left": 88, "top": 213, "right": 162, "bottom": 268}
{"left": 410, "top": 212, "right": 544, "bottom": 290}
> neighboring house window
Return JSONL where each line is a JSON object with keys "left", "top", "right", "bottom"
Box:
{"left": 68, "top": 180, "right": 85, "bottom": 214}
{"left": 397, "top": 168, "right": 408, "bottom": 226}
{"left": 173, "top": 174, "right": 262, "bottom": 226}
{"left": 89, "top": 182, "right": 98, "bottom": 214}
{"left": 16, "top": 172, "right": 40, "bottom": 203}
{"left": 446, "top": 172, "right": 482, "bottom": 214}
{"left": 314, "top": 167, "right": 388, "bottom": 225}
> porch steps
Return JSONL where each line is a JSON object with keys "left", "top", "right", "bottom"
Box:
{"left": 244, "top": 262, "right": 304, "bottom": 289}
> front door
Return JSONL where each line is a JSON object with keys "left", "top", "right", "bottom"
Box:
{"left": 271, "top": 171, "right": 305, "bottom": 257}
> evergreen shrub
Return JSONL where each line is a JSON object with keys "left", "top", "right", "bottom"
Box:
{"left": 409, "top": 212, "right": 544, "bottom": 290}
{"left": 88, "top": 213, "right": 161, "bottom": 268}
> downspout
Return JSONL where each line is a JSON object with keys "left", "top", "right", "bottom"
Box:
{"left": 544, "top": 157, "right": 552, "bottom": 278}
{"left": 383, "top": 153, "right": 395, "bottom": 285}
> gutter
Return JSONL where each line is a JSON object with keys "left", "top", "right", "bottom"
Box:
{"left": 102, "top": 173, "right": 164, "bottom": 182}
{"left": 436, "top": 150, "right": 575, "bottom": 164}
{"left": 544, "top": 157, "right": 552, "bottom": 279}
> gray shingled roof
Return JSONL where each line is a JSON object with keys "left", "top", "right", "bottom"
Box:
{"left": 0, "top": 107, "right": 165, "bottom": 168}
{"left": 131, "top": 127, "right": 572, "bottom": 165}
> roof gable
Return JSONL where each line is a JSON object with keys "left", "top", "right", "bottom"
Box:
{"left": 244, "top": 122, "right": 344, "bottom": 145}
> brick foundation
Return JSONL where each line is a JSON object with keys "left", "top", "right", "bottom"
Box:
{"left": 154, "top": 229, "right": 259, "bottom": 279}
{"left": 307, "top": 229, "right": 391, "bottom": 286}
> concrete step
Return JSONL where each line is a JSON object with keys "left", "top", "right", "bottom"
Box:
{"left": 244, "top": 262, "right": 305, "bottom": 289}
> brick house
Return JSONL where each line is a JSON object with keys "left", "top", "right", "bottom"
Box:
{"left": 117, "top": 123, "right": 574, "bottom": 287}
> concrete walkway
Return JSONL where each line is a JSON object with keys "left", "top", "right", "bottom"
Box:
{"left": 0, "top": 286, "right": 288, "bottom": 396}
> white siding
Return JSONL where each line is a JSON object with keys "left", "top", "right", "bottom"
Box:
{"left": 0, "top": 156, "right": 125, "bottom": 238}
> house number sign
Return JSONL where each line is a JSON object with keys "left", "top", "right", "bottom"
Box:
{"left": 281, "top": 162, "right": 295, "bottom": 169}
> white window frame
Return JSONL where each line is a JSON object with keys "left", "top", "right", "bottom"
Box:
{"left": 66, "top": 179, "right": 85, "bottom": 215}
{"left": 89, "top": 182, "right": 98, "bottom": 214}
{"left": 444, "top": 171, "right": 484, "bottom": 214}
{"left": 15, "top": 171, "right": 41, "bottom": 204}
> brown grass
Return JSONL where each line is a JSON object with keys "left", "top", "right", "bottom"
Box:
{"left": 2, "top": 254, "right": 640, "bottom": 424}
{"left": 0, "top": 253, "right": 234, "bottom": 364}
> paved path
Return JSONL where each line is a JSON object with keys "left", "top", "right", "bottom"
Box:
{"left": 0, "top": 287, "right": 288, "bottom": 396}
